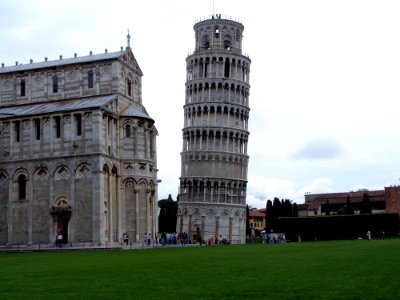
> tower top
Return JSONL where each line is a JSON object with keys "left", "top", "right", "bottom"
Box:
{"left": 192, "top": 15, "right": 244, "bottom": 55}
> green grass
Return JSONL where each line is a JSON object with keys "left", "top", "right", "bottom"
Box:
{"left": 1, "top": 239, "right": 400, "bottom": 299}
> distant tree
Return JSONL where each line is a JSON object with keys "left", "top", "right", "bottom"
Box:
{"left": 282, "top": 199, "right": 293, "bottom": 217}
{"left": 337, "top": 195, "right": 355, "bottom": 215}
{"left": 265, "top": 200, "right": 273, "bottom": 230}
{"left": 246, "top": 205, "right": 251, "bottom": 236}
{"left": 360, "top": 192, "right": 372, "bottom": 214}
{"left": 158, "top": 194, "right": 178, "bottom": 233}
{"left": 325, "top": 200, "right": 331, "bottom": 216}
{"left": 292, "top": 203, "right": 299, "bottom": 217}
{"left": 272, "top": 197, "right": 282, "bottom": 220}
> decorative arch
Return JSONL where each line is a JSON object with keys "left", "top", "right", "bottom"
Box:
{"left": 75, "top": 162, "right": 91, "bottom": 179}
{"left": 0, "top": 168, "right": 9, "bottom": 183}
{"left": 13, "top": 167, "right": 29, "bottom": 182}
{"left": 33, "top": 166, "right": 49, "bottom": 181}
{"left": 54, "top": 164, "right": 70, "bottom": 180}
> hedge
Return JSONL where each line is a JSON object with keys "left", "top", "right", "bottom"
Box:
{"left": 274, "top": 213, "right": 400, "bottom": 241}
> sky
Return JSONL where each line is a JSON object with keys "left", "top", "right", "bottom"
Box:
{"left": 1, "top": 0, "right": 400, "bottom": 208}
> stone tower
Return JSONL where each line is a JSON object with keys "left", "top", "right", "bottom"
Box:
{"left": 177, "top": 15, "right": 251, "bottom": 244}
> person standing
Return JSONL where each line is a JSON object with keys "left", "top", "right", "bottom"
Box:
{"left": 367, "top": 230, "right": 372, "bottom": 241}
{"left": 269, "top": 230, "right": 275, "bottom": 244}
{"left": 56, "top": 233, "right": 63, "bottom": 248}
{"left": 147, "top": 233, "right": 151, "bottom": 246}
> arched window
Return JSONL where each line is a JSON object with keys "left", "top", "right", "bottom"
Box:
{"left": 202, "top": 35, "right": 210, "bottom": 49}
{"left": 88, "top": 70, "right": 94, "bottom": 88}
{"left": 224, "top": 40, "right": 231, "bottom": 50}
{"left": 214, "top": 26, "right": 220, "bottom": 38}
{"left": 126, "top": 124, "right": 131, "bottom": 137}
{"left": 52, "top": 75, "right": 58, "bottom": 93}
{"left": 18, "top": 174, "right": 26, "bottom": 200}
{"left": 224, "top": 58, "right": 230, "bottom": 78}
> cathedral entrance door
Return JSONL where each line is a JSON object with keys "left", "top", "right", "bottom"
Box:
{"left": 50, "top": 204, "right": 72, "bottom": 245}
{"left": 56, "top": 215, "right": 70, "bottom": 244}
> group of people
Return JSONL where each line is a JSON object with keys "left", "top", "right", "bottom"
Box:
{"left": 366, "top": 230, "right": 385, "bottom": 241}
{"left": 155, "top": 232, "right": 190, "bottom": 246}
{"left": 207, "top": 235, "right": 229, "bottom": 245}
{"left": 264, "top": 230, "right": 286, "bottom": 244}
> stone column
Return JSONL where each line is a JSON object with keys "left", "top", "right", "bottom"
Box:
{"left": 135, "top": 189, "right": 139, "bottom": 242}
{"left": 229, "top": 217, "right": 233, "bottom": 244}
{"left": 215, "top": 216, "right": 220, "bottom": 240}
{"left": 188, "top": 213, "right": 192, "bottom": 242}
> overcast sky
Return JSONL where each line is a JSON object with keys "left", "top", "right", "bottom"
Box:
{"left": 1, "top": 0, "right": 400, "bottom": 208}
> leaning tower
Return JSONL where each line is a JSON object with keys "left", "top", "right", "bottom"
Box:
{"left": 177, "top": 15, "right": 251, "bottom": 244}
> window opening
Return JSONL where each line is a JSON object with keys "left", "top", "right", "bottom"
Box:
{"left": 20, "top": 79, "right": 26, "bottom": 96}
{"left": 52, "top": 75, "right": 58, "bottom": 93}
{"left": 224, "top": 40, "right": 230, "bottom": 50}
{"left": 54, "top": 116, "right": 61, "bottom": 138}
{"left": 14, "top": 121, "right": 20, "bottom": 142}
{"left": 88, "top": 70, "right": 94, "bottom": 88}
{"left": 214, "top": 27, "right": 220, "bottom": 38}
{"left": 126, "top": 124, "right": 131, "bottom": 137}
{"left": 34, "top": 119, "right": 41, "bottom": 140}
{"left": 199, "top": 60, "right": 204, "bottom": 78}
{"left": 75, "top": 114, "right": 82, "bottom": 136}
{"left": 224, "top": 58, "right": 230, "bottom": 78}
{"left": 18, "top": 174, "right": 26, "bottom": 200}
{"left": 127, "top": 79, "right": 132, "bottom": 97}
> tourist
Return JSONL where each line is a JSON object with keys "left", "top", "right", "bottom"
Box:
{"left": 268, "top": 230, "right": 275, "bottom": 244}
{"left": 56, "top": 233, "right": 63, "bottom": 248}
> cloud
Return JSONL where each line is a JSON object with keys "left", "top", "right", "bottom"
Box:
{"left": 293, "top": 138, "right": 344, "bottom": 160}
{"left": 247, "top": 176, "right": 336, "bottom": 208}
{"left": 298, "top": 178, "right": 335, "bottom": 195}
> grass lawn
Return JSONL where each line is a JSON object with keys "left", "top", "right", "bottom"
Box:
{"left": 1, "top": 239, "right": 400, "bottom": 299}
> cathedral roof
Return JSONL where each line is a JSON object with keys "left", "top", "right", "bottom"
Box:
{"left": 0, "top": 95, "right": 116, "bottom": 119}
{"left": 0, "top": 49, "right": 128, "bottom": 74}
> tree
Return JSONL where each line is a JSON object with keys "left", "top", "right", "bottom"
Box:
{"left": 292, "top": 203, "right": 298, "bottom": 217}
{"left": 265, "top": 200, "right": 273, "bottom": 230}
{"left": 158, "top": 194, "right": 178, "bottom": 233}
{"left": 337, "top": 195, "right": 355, "bottom": 215}
{"left": 360, "top": 192, "right": 372, "bottom": 214}
{"left": 246, "top": 205, "right": 251, "bottom": 236}
{"left": 272, "top": 197, "right": 282, "bottom": 220}
{"left": 282, "top": 199, "right": 293, "bottom": 217}
{"left": 325, "top": 200, "right": 331, "bottom": 216}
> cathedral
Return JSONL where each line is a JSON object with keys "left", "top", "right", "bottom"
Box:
{"left": 0, "top": 36, "right": 158, "bottom": 246}
{"left": 177, "top": 15, "right": 251, "bottom": 244}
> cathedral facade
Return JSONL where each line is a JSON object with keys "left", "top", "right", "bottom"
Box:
{"left": 0, "top": 43, "right": 158, "bottom": 246}
{"left": 177, "top": 15, "right": 251, "bottom": 244}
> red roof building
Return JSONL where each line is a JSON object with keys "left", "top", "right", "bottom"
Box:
{"left": 299, "top": 186, "right": 400, "bottom": 216}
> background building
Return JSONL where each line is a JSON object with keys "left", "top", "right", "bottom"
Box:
{"left": 300, "top": 187, "right": 400, "bottom": 216}
{"left": 0, "top": 40, "right": 158, "bottom": 246}
{"left": 248, "top": 208, "right": 266, "bottom": 233}
{"left": 177, "top": 15, "right": 251, "bottom": 244}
